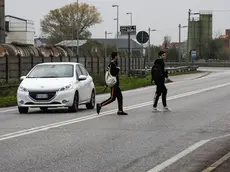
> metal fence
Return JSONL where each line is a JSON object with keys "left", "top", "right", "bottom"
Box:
{"left": 0, "top": 54, "right": 145, "bottom": 83}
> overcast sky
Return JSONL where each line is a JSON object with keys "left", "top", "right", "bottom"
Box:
{"left": 5, "top": 0, "right": 230, "bottom": 45}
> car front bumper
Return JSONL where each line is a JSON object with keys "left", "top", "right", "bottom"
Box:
{"left": 17, "top": 89, "right": 75, "bottom": 108}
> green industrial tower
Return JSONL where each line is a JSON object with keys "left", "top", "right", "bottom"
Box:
{"left": 187, "top": 11, "right": 213, "bottom": 60}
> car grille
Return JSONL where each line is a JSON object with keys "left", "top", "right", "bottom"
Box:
{"left": 29, "top": 91, "right": 56, "bottom": 101}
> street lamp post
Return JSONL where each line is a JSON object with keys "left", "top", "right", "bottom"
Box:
{"left": 148, "top": 28, "right": 156, "bottom": 67}
{"left": 126, "top": 12, "right": 132, "bottom": 26}
{"left": 105, "top": 31, "right": 112, "bottom": 58}
{"left": 126, "top": 12, "right": 133, "bottom": 68}
{"left": 112, "top": 5, "right": 119, "bottom": 39}
{"left": 179, "top": 24, "right": 187, "bottom": 65}
{"left": 104, "top": 31, "right": 112, "bottom": 74}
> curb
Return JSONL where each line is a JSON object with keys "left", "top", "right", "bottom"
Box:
{"left": 193, "top": 71, "right": 212, "bottom": 80}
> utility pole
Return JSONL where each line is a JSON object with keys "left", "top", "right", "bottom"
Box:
{"left": 104, "top": 31, "right": 112, "bottom": 75}
{"left": 186, "top": 9, "right": 199, "bottom": 66}
{"left": 128, "top": 31, "right": 131, "bottom": 76}
{"left": 104, "top": 31, "right": 112, "bottom": 58}
{"left": 112, "top": 5, "right": 119, "bottom": 39}
{"left": 186, "top": 9, "right": 191, "bottom": 66}
{"left": 179, "top": 24, "right": 187, "bottom": 65}
{"left": 148, "top": 28, "right": 156, "bottom": 67}
{"left": 179, "top": 24, "right": 181, "bottom": 65}
{"left": 0, "top": 0, "right": 5, "bottom": 44}
{"left": 76, "top": 0, "right": 79, "bottom": 62}
{"left": 71, "top": 18, "right": 74, "bottom": 56}
{"left": 126, "top": 12, "right": 133, "bottom": 68}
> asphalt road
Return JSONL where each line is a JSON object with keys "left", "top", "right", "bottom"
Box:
{"left": 1, "top": 67, "right": 230, "bottom": 172}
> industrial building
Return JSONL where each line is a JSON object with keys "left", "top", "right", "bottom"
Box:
{"left": 187, "top": 11, "right": 213, "bottom": 60}
{"left": 0, "top": 0, "right": 35, "bottom": 45}
{"left": 4, "top": 15, "right": 35, "bottom": 45}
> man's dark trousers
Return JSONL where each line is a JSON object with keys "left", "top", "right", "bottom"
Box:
{"left": 153, "top": 79, "right": 167, "bottom": 108}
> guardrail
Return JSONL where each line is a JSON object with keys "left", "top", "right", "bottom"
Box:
{"left": 129, "top": 65, "right": 199, "bottom": 76}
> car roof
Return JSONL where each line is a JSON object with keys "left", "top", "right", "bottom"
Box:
{"left": 36, "top": 62, "right": 81, "bottom": 65}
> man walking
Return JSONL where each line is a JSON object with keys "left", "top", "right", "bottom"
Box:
{"left": 96, "top": 52, "right": 128, "bottom": 115}
{"left": 151, "top": 50, "right": 170, "bottom": 112}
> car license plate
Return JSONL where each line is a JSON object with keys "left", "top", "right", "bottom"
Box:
{"left": 36, "top": 94, "right": 48, "bottom": 99}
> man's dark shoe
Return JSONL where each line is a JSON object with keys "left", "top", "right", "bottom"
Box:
{"left": 117, "top": 111, "right": 128, "bottom": 115}
{"left": 96, "top": 104, "right": 101, "bottom": 114}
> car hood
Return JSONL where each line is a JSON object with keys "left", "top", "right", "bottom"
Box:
{"left": 20, "top": 78, "right": 74, "bottom": 91}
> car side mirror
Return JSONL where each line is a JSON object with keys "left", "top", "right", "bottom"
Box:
{"left": 78, "top": 75, "right": 87, "bottom": 81}
{"left": 20, "top": 76, "right": 26, "bottom": 80}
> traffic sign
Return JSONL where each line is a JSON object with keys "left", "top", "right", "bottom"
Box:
{"left": 120, "top": 25, "right": 136, "bottom": 35}
{"left": 191, "top": 50, "right": 196, "bottom": 59}
{"left": 136, "top": 31, "right": 149, "bottom": 44}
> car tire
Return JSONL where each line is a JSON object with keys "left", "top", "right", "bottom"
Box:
{"left": 18, "top": 107, "right": 29, "bottom": 114}
{"left": 68, "top": 91, "right": 79, "bottom": 112}
{"left": 86, "top": 90, "right": 95, "bottom": 109}
{"left": 40, "top": 107, "right": 48, "bottom": 112}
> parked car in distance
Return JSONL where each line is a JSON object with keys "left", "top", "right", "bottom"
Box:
{"left": 17, "top": 62, "right": 96, "bottom": 114}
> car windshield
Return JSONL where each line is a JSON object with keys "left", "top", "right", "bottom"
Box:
{"left": 27, "top": 64, "right": 74, "bottom": 78}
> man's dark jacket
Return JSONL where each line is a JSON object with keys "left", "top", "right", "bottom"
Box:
{"left": 151, "top": 58, "right": 168, "bottom": 83}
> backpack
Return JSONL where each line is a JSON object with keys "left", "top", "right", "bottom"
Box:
{"left": 151, "top": 64, "right": 161, "bottom": 81}
{"left": 105, "top": 63, "right": 117, "bottom": 87}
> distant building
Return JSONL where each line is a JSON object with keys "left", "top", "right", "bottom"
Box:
{"left": 166, "top": 41, "right": 187, "bottom": 59}
{"left": 91, "top": 38, "right": 142, "bottom": 52}
{"left": 5, "top": 15, "right": 35, "bottom": 45}
{"left": 56, "top": 38, "right": 143, "bottom": 55}
{"left": 219, "top": 29, "right": 230, "bottom": 48}
{"left": 55, "top": 40, "right": 87, "bottom": 47}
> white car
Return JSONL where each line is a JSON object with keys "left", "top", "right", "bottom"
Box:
{"left": 17, "top": 62, "right": 96, "bottom": 114}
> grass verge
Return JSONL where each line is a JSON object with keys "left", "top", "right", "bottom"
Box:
{"left": 0, "top": 70, "right": 202, "bottom": 108}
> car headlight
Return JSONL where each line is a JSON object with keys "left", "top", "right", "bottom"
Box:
{"left": 59, "top": 84, "right": 73, "bottom": 91}
{"left": 19, "top": 86, "right": 28, "bottom": 92}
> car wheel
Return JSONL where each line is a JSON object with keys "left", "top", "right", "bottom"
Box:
{"left": 18, "top": 107, "right": 29, "bottom": 114}
{"left": 68, "top": 92, "right": 79, "bottom": 112}
{"left": 86, "top": 91, "right": 95, "bottom": 109}
{"left": 40, "top": 107, "right": 48, "bottom": 112}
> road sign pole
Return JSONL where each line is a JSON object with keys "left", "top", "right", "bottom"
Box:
{"left": 179, "top": 24, "right": 181, "bottom": 66}
{"left": 136, "top": 30, "right": 149, "bottom": 69}
{"left": 191, "top": 50, "right": 196, "bottom": 67}
{"left": 128, "top": 31, "right": 131, "bottom": 77}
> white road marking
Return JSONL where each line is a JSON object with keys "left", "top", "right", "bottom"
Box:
{"left": 209, "top": 133, "right": 230, "bottom": 141}
{"left": 0, "top": 108, "right": 18, "bottom": 113}
{"left": 0, "top": 82, "right": 230, "bottom": 142}
{"left": 0, "top": 80, "right": 186, "bottom": 113}
{"left": 0, "top": 72, "right": 214, "bottom": 113}
{"left": 146, "top": 140, "right": 210, "bottom": 172}
{"left": 146, "top": 132, "right": 230, "bottom": 172}
{"left": 201, "top": 152, "right": 230, "bottom": 172}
